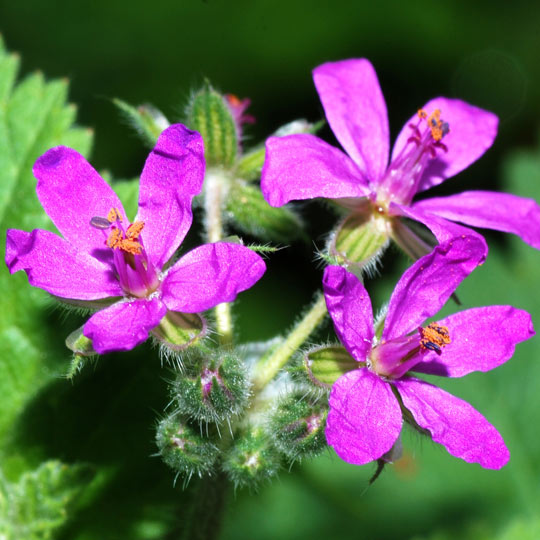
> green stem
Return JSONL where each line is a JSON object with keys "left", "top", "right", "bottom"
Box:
{"left": 252, "top": 292, "right": 327, "bottom": 392}
{"left": 173, "top": 473, "right": 228, "bottom": 540}
{"left": 203, "top": 168, "right": 233, "bottom": 346}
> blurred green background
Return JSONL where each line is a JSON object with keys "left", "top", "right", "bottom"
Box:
{"left": 1, "top": 1, "right": 540, "bottom": 538}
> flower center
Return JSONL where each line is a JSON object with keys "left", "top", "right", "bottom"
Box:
{"left": 370, "top": 321, "right": 451, "bottom": 379}
{"left": 375, "top": 108, "right": 450, "bottom": 207}
{"left": 90, "top": 208, "right": 159, "bottom": 298}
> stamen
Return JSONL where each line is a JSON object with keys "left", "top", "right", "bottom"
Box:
{"left": 118, "top": 238, "right": 143, "bottom": 255}
{"left": 90, "top": 216, "right": 112, "bottom": 230}
{"left": 419, "top": 322, "right": 451, "bottom": 355}
{"left": 107, "top": 208, "right": 122, "bottom": 223}
{"left": 126, "top": 221, "right": 145, "bottom": 239}
{"left": 106, "top": 228, "right": 123, "bottom": 249}
{"left": 417, "top": 109, "right": 427, "bottom": 119}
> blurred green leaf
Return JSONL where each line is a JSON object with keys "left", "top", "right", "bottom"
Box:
{"left": 0, "top": 36, "right": 92, "bottom": 449}
{"left": 0, "top": 461, "right": 93, "bottom": 540}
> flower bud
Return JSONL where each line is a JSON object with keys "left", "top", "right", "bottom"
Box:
{"left": 269, "top": 392, "right": 328, "bottom": 461}
{"left": 173, "top": 349, "right": 250, "bottom": 423}
{"left": 156, "top": 414, "right": 219, "bottom": 477}
{"left": 186, "top": 83, "right": 239, "bottom": 167}
{"left": 221, "top": 427, "right": 280, "bottom": 490}
{"left": 113, "top": 98, "right": 170, "bottom": 147}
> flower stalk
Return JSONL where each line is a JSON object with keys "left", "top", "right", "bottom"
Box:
{"left": 203, "top": 167, "right": 234, "bottom": 346}
{"left": 252, "top": 292, "right": 327, "bottom": 392}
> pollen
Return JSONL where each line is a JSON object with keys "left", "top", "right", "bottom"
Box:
{"left": 419, "top": 322, "right": 451, "bottom": 355}
{"left": 126, "top": 221, "right": 145, "bottom": 240}
{"left": 417, "top": 109, "right": 427, "bottom": 119}
{"left": 118, "top": 238, "right": 143, "bottom": 255}
{"left": 106, "top": 227, "right": 123, "bottom": 249}
{"left": 107, "top": 208, "right": 122, "bottom": 223}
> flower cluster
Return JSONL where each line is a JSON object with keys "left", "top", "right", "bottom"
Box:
{"left": 4, "top": 58, "right": 538, "bottom": 481}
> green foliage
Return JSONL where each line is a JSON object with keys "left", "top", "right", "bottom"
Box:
{"left": 0, "top": 461, "right": 92, "bottom": 540}
{"left": 0, "top": 36, "right": 92, "bottom": 448}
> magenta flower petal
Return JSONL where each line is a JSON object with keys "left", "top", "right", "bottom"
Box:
{"left": 382, "top": 235, "right": 485, "bottom": 341}
{"left": 6, "top": 228, "right": 122, "bottom": 300}
{"left": 391, "top": 98, "right": 498, "bottom": 193}
{"left": 83, "top": 297, "right": 167, "bottom": 354}
{"left": 313, "top": 59, "right": 389, "bottom": 182}
{"left": 34, "top": 147, "right": 126, "bottom": 256}
{"left": 326, "top": 368, "right": 402, "bottom": 465}
{"left": 394, "top": 377, "right": 510, "bottom": 469}
{"left": 413, "top": 306, "right": 535, "bottom": 377}
{"left": 261, "top": 134, "right": 370, "bottom": 207}
{"left": 323, "top": 265, "right": 374, "bottom": 362}
{"left": 391, "top": 202, "right": 489, "bottom": 252}
{"left": 413, "top": 191, "right": 540, "bottom": 249}
{"left": 161, "top": 242, "right": 266, "bottom": 313}
{"left": 137, "top": 124, "right": 205, "bottom": 269}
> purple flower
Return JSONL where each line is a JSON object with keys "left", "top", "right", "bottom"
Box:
{"left": 5, "top": 124, "right": 266, "bottom": 354}
{"left": 261, "top": 59, "right": 540, "bottom": 256}
{"left": 320, "top": 235, "right": 534, "bottom": 469}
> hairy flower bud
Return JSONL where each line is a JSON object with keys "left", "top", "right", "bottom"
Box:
{"left": 173, "top": 349, "right": 250, "bottom": 423}
{"left": 269, "top": 392, "right": 328, "bottom": 461}
{"left": 186, "top": 84, "right": 239, "bottom": 167}
{"left": 221, "top": 427, "right": 280, "bottom": 490}
{"left": 155, "top": 414, "right": 219, "bottom": 478}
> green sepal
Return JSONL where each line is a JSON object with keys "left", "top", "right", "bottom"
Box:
{"left": 226, "top": 179, "right": 306, "bottom": 242}
{"left": 304, "top": 345, "right": 358, "bottom": 387}
{"left": 269, "top": 392, "right": 328, "bottom": 461}
{"left": 156, "top": 415, "right": 220, "bottom": 477}
{"left": 151, "top": 311, "right": 206, "bottom": 351}
{"left": 221, "top": 427, "right": 280, "bottom": 490}
{"left": 330, "top": 211, "right": 390, "bottom": 273}
{"left": 113, "top": 98, "right": 169, "bottom": 147}
{"left": 186, "top": 83, "right": 237, "bottom": 167}
{"left": 173, "top": 349, "right": 250, "bottom": 423}
{"left": 65, "top": 326, "right": 97, "bottom": 379}
{"left": 236, "top": 118, "right": 324, "bottom": 181}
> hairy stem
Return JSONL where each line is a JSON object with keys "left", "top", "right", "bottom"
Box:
{"left": 203, "top": 168, "right": 233, "bottom": 346}
{"left": 252, "top": 292, "right": 327, "bottom": 392}
{"left": 174, "top": 473, "right": 228, "bottom": 540}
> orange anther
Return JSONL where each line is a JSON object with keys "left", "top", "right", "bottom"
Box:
{"left": 118, "top": 238, "right": 143, "bottom": 255}
{"left": 417, "top": 109, "right": 427, "bottom": 119}
{"left": 419, "top": 322, "right": 451, "bottom": 354}
{"left": 106, "top": 228, "right": 123, "bottom": 249}
{"left": 107, "top": 208, "right": 122, "bottom": 223}
{"left": 127, "top": 221, "right": 145, "bottom": 239}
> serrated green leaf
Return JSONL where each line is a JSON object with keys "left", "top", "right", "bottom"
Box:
{"left": 226, "top": 179, "right": 306, "bottom": 242}
{"left": 0, "top": 38, "right": 92, "bottom": 447}
{"left": 304, "top": 345, "right": 357, "bottom": 387}
{"left": 0, "top": 460, "right": 93, "bottom": 540}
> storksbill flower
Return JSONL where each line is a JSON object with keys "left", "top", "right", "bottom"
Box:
{"left": 320, "top": 235, "right": 534, "bottom": 469}
{"left": 5, "top": 124, "right": 266, "bottom": 354}
{"left": 261, "top": 59, "right": 540, "bottom": 263}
